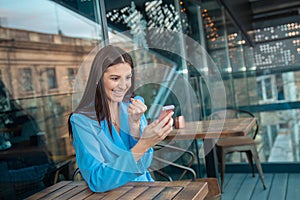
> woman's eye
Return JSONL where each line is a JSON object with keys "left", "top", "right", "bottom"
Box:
{"left": 111, "top": 77, "right": 119, "bottom": 81}
{"left": 126, "top": 76, "right": 132, "bottom": 80}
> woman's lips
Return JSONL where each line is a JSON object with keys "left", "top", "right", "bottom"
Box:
{"left": 113, "top": 90, "right": 125, "bottom": 97}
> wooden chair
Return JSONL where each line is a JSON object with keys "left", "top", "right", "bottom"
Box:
{"left": 210, "top": 109, "right": 267, "bottom": 192}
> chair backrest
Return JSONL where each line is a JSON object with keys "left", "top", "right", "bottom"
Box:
{"left": 209, "top": 109, "right": 259, "bottom": 140}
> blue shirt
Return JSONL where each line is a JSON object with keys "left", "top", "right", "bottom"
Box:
{"left": 70, "top": 100, "right": 154, "bottom": 192}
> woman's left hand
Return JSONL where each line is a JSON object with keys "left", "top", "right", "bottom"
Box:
{"left": 128, "top": 98, "right": 147, "bottom": 136}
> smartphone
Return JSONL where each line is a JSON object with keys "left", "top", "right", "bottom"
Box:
{"left": 158, "top": 105, "right": 175, "bottom": 122}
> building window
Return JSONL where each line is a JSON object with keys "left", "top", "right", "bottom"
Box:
{"left": 276, "top": 74, "right": 285, "bottom": 100}
{"left": 47, "top": 68, "right": 58, "bottom": 89}
{"left": 66, "top": 68, "right": 78, "bottom": 91}
{"left": 257, "top": 75, "right": 276, "bottom": 103}
{"left": 67, "top": 68, "right": 77, "bottom": 80}
{"left": 20, "top": 68, "right": 34, "bottom": 92}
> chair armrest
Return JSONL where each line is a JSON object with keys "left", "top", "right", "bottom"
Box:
{"left": 154, "top": 144, "right": 195, "bottom": 167}
{"left": 53, "top": 159, "right": 72, "bottom": 184}
{"left": 153, "top": 156, "right": 196, "bottom": 181}
{"left": 149, "top": 166, "right": 173, "bottom": 181}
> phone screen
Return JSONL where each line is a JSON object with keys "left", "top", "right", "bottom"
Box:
{"left": 158, "top": 105, "right": 175, "bottom": 122}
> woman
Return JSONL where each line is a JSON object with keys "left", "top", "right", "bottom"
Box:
{"left": 68, "top": 45, "right": 173, "bottom": 192}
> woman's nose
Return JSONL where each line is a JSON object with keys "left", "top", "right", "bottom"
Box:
{"left": 118, "top": 79, "right": 127, "bottom": 89}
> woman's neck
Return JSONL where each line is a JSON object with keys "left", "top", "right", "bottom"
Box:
{"left": 109, "top": 101, "right": 120, "bottom": 132}
{"left": 109, "top": 101, "right": 119, "bottom": 114}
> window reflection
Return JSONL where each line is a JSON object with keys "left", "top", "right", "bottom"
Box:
{"left": 46, "top": 68, "right": 58, "bottom": 90}
{"left": 20, "top": 68, "right": 34, "bottom": 92}
{"left": 0, "top": 0, "right": 102, "bottom": 198}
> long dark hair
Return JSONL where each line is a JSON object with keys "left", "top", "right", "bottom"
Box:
{"left": 68, "top": 45, "right": 134, "bottom": 138}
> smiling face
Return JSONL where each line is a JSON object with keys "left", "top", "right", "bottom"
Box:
{"left": 102, "top": 62, "right": 132, "bottom": 103}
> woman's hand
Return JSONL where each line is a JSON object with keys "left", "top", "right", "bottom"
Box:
{"left": 141, "top": 111, "right": 174, "bottom": 146}
{"left": 128, "top": 98, "right": 147, "bottom": 137}
{"left": 128, "top": 98, "right": 147, "bottom": 122}
{"left": 131, "top": 111, "right": 174, "bottom": 161}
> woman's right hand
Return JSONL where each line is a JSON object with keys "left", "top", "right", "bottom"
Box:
{"left": 131, "top": 111, "right": 174, "bottom": 161}
{"left": 139, "top": 111, "right": 174, "bottom": 149}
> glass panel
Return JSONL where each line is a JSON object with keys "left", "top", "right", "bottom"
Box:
{"left": 253, "top": 23, "right": 300, "bottom": 71}
{"left": 105, "top": 1, "right": 196, "bottom": 121}
{"left": 0, "top": 0, "right": 102, "bottom": 198}
{"left": 260, "top": 109, "right": 300, "bottom": 162}
{"left": 234, "top": 77, "right": 249, "bottom": 106}
{"left": 183, "top": 0, "right": 300, "bottom": 166}
{"left": 201, "top": 1, "right": 229, "bottom": 73}
{"left": 224, "top": 108, "right": 300, "bottom": 163}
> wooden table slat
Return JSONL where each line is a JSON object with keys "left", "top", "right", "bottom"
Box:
{"left": 118, "top": 186, "right": 149, "bottom": 200}
{"left": 39, "top": 185, "right": 76, "bottom": 200}
{"left": 68, "top": 188, "right": 94, "bottom": 200}
{"left": 126, "top": 181, "right": 189, "bottom": 187}
{"left": 134, "top": 186, "right": 166, "bottom": 200}
{"left": 152, "top": 186, "right": 182, "bottom": 200}
{"left": 55, "top": 185, "right": 87, "bottom": 200}
{"left": 24, "top": 181, "right": 72, "bottom": 200}
{"left": 101, "top": 186, "right": 133, "bottom": 200}
{"left": 173, "top": 182, "right": 209, "bottom": 200}
{"left": 84, "top": 191, "right": 107, "bottom": 200}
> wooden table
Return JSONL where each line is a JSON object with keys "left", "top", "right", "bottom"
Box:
{"left": 167, "top": 118, "right": 256, "bottom": 140}
{"left": 165, "top": 118, "right": 256, "bottom": 178}
{"left": 25, "top": 180, "right": 208, "bottom": 200}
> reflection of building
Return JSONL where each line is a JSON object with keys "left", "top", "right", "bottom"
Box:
{"left": 257, "top": 72, "right": 300, "bottom": 162}
{"left": 0, "top": 27, "right": 97, "bottom": 98}
{"left": 0, "top": 27, "right": 97, "bottom": 155}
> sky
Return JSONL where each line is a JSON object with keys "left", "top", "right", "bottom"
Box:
{"left": 0, "top": 0, "right": 102, "bottom": 39}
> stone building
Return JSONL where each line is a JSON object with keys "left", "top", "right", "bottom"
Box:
{"left": 0, "top": 27, "right": 97, "bottom": 155}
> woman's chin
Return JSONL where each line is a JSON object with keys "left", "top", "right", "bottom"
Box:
{"left": 113, "top": 96, "right": 125, "bottom": 102}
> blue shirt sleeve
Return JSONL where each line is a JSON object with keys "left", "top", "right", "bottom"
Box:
{"left": 70, "top": 113, "right": 153, "bottom": 192}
